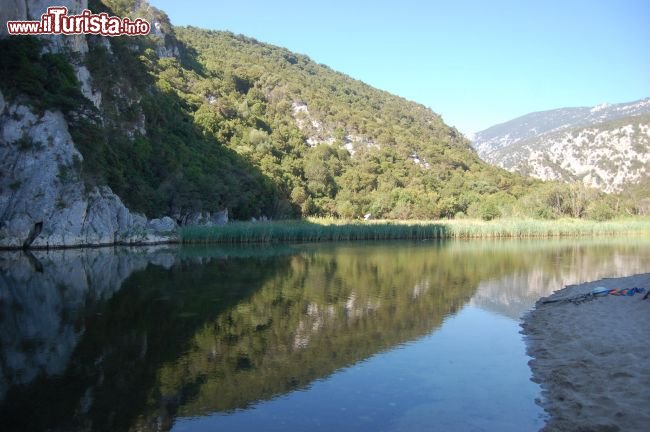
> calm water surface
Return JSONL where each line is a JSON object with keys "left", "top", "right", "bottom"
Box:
{"left": 2, "top": 238, "right": 650, "bottom": 431}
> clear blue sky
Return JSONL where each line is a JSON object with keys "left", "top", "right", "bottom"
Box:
{"left": 148, "top": 0, "right": 650, "bottom": 135}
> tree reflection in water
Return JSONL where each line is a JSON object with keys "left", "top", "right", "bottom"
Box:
{"left": 1, "top": 239, "right": 649, "bottom": 431}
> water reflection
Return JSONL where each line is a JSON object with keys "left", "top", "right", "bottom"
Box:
{"left": 0, "top": 239, "right": 649, "bottom": 431}
{"left": 462, "top": 239, "right": 650, "bottom": 318}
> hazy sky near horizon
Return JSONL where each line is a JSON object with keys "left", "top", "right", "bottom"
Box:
{"left": 148, "top": 0, "right": 650, "bottom": 135}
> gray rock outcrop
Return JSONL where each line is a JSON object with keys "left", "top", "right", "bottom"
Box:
{"left": 75, "top": 65, "right": 102, "bottom": 109}
{"left": 0, "top": 0, "right": 27, "bottom": 38}
{"left": 0, "top": 1, "right": 210, "bottom": 249}
{"left": 0, "top": 92, "right": 175, "bottom": 248}
{"left": 212, "top": 208, "right": 228, "bottom": 225}
{"left": 148, "top": 216, "right": 177, "bottom": 233}
{"left": 178, "top": 209, "right": 228, "bottom": 226}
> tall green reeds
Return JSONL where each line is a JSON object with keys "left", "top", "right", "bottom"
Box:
{"left": 179, "top": 218, "right": 650, "bottom": 244}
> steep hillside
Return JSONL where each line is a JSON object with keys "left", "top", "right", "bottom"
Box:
{"left": 473, "top": 98, "right": 650, "bottom": 158}
{"left": 0, "top": 0, "right": 185, "bottom": 247}
{"left": 163, "top": 25, "right": 538, "bottom": 219}
{"left": 2, "top": 0, "right": 537, "bottom": 230}
{"left": 472, "top": 99, "right": 650, "bottom": 192}
{"left": 492, "top": 115, "right": 650, "bottom": 192}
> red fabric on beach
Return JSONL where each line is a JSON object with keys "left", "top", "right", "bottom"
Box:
{"left": 608, "top": 287, "right": 645, "bottom": 296}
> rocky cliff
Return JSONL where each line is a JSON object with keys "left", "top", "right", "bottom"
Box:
{"left": 501, "top": 116, "right": 650, "bottom": 192}
{"left": 0, "top": 89, "right": 176, "bottom": 248}
{"left": 472, "top": 98, "right": 650, "bottom": 192}
{"left": 0, "top": 0, "right": 182, "bottom": 248}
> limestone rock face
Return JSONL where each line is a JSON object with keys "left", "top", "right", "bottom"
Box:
{"left": 178, "top": 209, "right": 228, "bottom": 227}
{"left": 75, "top": 65, "right": 102, "bottom": 109}
{"left": 148, "top": 216, "right": 178, "bottom": 233}
{"left": 0, "top": 92, "right": 174, "bottom": 248}
{"left": 30, "top": 0, "right": 90, "bottom": 54}
{"left": 212, "top": 209, "right": 228, "bottom": 225}
{"left": 472, "top": 98, "right": 650, "bottom": 192}
{"left": 0, "top": 0, "right": 27, "bottom": 37}
{"left": 27, "top": 0, "right": 89, "bottom": 18}
{"left": 0, "top": 2, "right": 210, "bottom": 249}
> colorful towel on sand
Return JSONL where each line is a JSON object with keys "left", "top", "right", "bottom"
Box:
{"left": 541, "top": 286, "right": 648, "bottom": 305}
{"left": 609, "top": 287, "right": 646, "bottom": 296}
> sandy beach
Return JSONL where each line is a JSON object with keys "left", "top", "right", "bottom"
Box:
{"left": 522, "top": 273, "right": 650, "bottom": 431}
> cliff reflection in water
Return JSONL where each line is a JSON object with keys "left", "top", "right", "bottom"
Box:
{"left": 1, "top": 239, "right": 649, "bottom": 431}
{"left": 465, "top": 239, "right": 650, "bottom": 319}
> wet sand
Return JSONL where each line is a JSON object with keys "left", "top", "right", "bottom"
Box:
{"left": 522, "top": 273, "right": 650, "bottom": 431}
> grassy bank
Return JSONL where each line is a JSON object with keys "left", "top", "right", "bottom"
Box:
{"left": 179, "top": 217, "right": 650, "bottom": 244}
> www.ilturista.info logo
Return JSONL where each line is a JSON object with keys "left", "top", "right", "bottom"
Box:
{"left": 6, "top": 6, "right": 150, "bottom": 36}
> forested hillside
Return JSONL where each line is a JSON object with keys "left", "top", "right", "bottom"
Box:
{"left": 1, "top": 0, "right": 540, "bottom": 221}
{"left": 166, "top": 24, "right": 544, "bottom": 220}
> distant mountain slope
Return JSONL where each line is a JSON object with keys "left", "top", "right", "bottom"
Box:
{"left": 472, "top": 99, "right": 650, "bottom": 191}
{"left": 494, "top": 115, "right": 650, "bottom": 192}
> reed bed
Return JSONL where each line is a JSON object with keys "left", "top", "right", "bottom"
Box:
{"left": 180, "top": 217, "right": 650, "bottom": 244}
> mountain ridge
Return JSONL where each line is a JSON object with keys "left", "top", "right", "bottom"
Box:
{"left": 472, "top": 98, "right": 650, "bottom": 192}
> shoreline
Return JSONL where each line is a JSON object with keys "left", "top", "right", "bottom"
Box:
{"left": 0, "top": 238, "right": 179, "bottom": 252}
{"left": 1, "top": 218, "right": 650, "bottom": 250}
{"left": 522, "top": 273, "right": 650, "bottom": 431}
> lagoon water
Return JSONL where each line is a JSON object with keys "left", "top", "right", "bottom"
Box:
{"left": 2, "top": 239, "right": 650, "bottom": 431}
